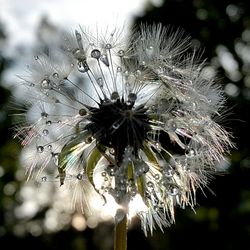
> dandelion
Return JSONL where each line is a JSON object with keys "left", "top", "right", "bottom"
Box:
{"left": 14, "top": 23, "right": 232, "bottom": 249}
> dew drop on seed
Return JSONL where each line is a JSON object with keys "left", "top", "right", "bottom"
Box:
{"left": 167, "top": 184, "right": 179, "bottom": 196}
{"left": 74, "top": 49, "right": 82, "bottom": 58}
{"left": 52, "top": 153, "right": 59, "bottom": 164}
{"left": 84, "top": 136, "right": 93, "bottom": 144}
{"left": 154, "top": 174, "right": 160, "bottom": 180}
{"left": 127, "top": 93, "right": 137, "bottom": 104}
{"left": 100, "top": 54, "right": 109, "bottom": 67}
{"left": 147, "top": 181, "right": 154, "bottom": 189}
{"left": 118, "top": 50, "right": 125, "bottom": 57}
{"left": 76, "top": 173, "right": 83, "bottom": 180}
{"left": 111, "top": 91, "right": 119, "bottom": 100}
{"left": 105, "top": 43, "right": 112, "bottom": 49}
{"left": 41, "top": 79, "right": 50, "bottom": 88}
{"left": 37, "top": 146, "right": 44, "bottom": 153}
{"left": 135, "top": 70, "right": 141, "bottom": 77}
{"left": 112, "top": 121, "right": 121, "bottom": 130}
{"left": 42, "top": 129, "right": 49, "bottom": 136}
{"left": 156, "top": 142, "right": 161, "bottom": 149}
{"left": 143, "top": 164, "right": 149, "bottom": 173}
{"left": 91, "top": 49, "right": 101, "bottom": 59}
{"left": 185, "top": 148, "right": 196, "bottom": 158}
{"left": 109, "top": 148, "right": 115, "bottom": 155}
{"left": 78, "top": 61, "right": 89, "bottom": 73}
{"left": 41, "top": 176, "right": 47, "bottom": 182}
{"left": 146, "top": 46, "right": 154, "bottom": 57}
{"left": 97, "top": 77, "right": 104, "bottom": 88}
{"left": 79, "top": 109, "right": 87, "bottom": 116}
{"left": 168, "top": 120, "right": 177, "bottom": 132}
{"left": 165, "top": 169, "right": 173, "bottom": 178}
{"left": 52, "top": 72, "right": 59, "bottom": 78}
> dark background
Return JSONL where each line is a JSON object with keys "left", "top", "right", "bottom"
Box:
{"left": 1, "top": 0, "right": 250, "bottom": 249}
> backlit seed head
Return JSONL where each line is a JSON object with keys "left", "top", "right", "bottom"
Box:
{"left": 14, "top": 23, "right": 233, "bottom": 236}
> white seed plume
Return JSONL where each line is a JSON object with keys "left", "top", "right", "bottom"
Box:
{"left": 14, "top": 23, "right": 233, "bottom": 235}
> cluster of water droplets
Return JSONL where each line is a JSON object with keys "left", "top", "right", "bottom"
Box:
{"left": 15, "top": 24, "right": 233, "bottom": 234}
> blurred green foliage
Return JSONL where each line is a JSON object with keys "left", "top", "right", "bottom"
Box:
{"left": 0, "top": 1, "right": 250, "bottom": 249}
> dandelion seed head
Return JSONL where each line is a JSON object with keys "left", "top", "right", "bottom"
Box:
{"left": 14, "top": 23, "right": 233, "bottom": 235}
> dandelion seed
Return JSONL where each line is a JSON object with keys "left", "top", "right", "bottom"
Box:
{"left": 14, "top": 23, "right": 233, "bottom": 235}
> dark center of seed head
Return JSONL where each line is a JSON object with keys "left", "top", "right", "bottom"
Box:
{"left": 85, "top": 93, "right": 151, "bottom": 162}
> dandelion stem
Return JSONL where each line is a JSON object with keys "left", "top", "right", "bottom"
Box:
{"left": 114, "top": 215, "right": 127, "bottom": 250}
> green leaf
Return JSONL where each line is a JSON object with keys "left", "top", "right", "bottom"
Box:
{"left": 86, "top": 146, "right": 102, "bottom": 186}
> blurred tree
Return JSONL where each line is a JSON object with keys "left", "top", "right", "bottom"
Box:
{"left": 132, "top": 0, "right": 250, "bottom": 249}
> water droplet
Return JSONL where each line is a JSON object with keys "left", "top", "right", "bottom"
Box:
{"left": 37, "top": 146, "right": 44, "bottom": 153}
{"left": 57, "top": 120, "right": 62, "bottom": 124}
{"left": 42, "top": 129, "right": 49, "bottom": 136}
{"left": 111, "top": 91, "right": 119, "bottom": 100}
{"left": 73, "top": 48, "right": 86, "bottom": 61}
{"left": 192, "top": 102, "right": 197, "bottom": 110}
{"left": 156, "top": 142, "right": 161, "bottom": 149}
{"left": 79, "top": 109, "right": 87, "bottom": 116}
{"left": 77, "top": 173, "right": 83, "bottom": 180}
{"left": 34, "top": 55, "right": 39, "bottom": 60}
{"left": 112, "top": 121, "right": 122, "bottom": 130}
{"left": 118, "top": 50, "right": 125, "bottom": 57}
{"left": 154, "top": 174, "right": 160, "bottom": 180}
{"left": 97, "top": 77, "right": 104, "bottom": 88}
{"left": 135, "top": 70, "right": 141, "bottom": 77}
{"left": 41, "top": 176, "right": 47, "bottom": 182}
{"left": 41, "top": 79, "right": 50, "bottom": 89}
{"left": 91, "top": 49, "right": 101, "bottom": 59}
{"left": 109, "top": 148, "right": 115, "bottom": 155}
{"left": 143, "top": 164, "right": 149, "bottom": 173}
{"left": 128, "top": 93, "right": 137, "bottom": 103}
{"left": 106, "top": 164, "right": 115, "bottom": 176}
{"left": 78, "top": 61, "right": 89, "bottom": 73}
{"left": 168, "top": 120, "right": 177, "bottom": 132}
{"left": 52, "top": 72, "right": 59, "bottom": 78}
{"left": 50, "top": 153, "right": 58, "bottom": 166}
{"left": 167, "top": 183, "right": 179, "bottom": 196}
{"left": 101, "top": 172, "right": 107, "bottom": 177}
{"left": 84, "top": 136, "right": 92, "bottom": 144}
{"left": 146, "top": 46, "right": 154, "bottom": 57}
{"left": 48, "top": 145, "right": 52, "bottom": 150}
{"left": 46, "top": 120, "right": 52, "bottom": 125}
{"left": 185, "top": 148, "right": 196, "bottom": 158}
{"left": 147, "top": 181, "right": 154, "bottom": 189}
{"left": 100, "top": 54, "right": 109, "bottom": 67}
{"left": 117, "top": 66, "right": 122, "bottom": 72}
{"left": 165, "top": 169, "right": 173, "bottom": 178}
{"left": 105, "top": 43, "right": 112, "bottom": 49}
{"left": 75, "top": 30, "right": 82, "bottom": 42}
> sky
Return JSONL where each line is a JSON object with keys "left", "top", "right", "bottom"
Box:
{"left": 1, "top": 0, "right": 163, "bottom": 56}
{"left": 0, "top": 0, "right": 163, "bottom": 87}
